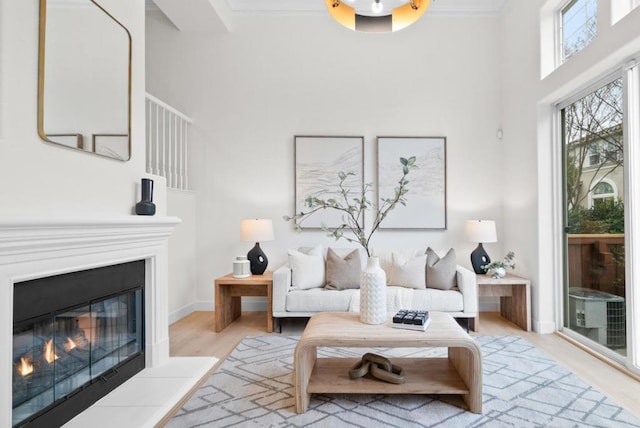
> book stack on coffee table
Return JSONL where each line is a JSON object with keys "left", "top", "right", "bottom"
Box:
{"left": 391, "top": 310, "right": 431, "bottom": 331}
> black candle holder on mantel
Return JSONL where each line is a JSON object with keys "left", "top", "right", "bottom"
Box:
{"left": 135, "top": 178, "right": 156, "bottom": 216}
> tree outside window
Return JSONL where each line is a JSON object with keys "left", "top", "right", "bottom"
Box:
{"left": 564, "top": 78, "right": 623, "bottom": 234}
{"left": 562, "top": 0, "right": 597, "bottom": 62}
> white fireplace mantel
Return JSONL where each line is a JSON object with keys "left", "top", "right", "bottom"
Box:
{"left": 0, "top": 216, "right": 188, "bottom": 427}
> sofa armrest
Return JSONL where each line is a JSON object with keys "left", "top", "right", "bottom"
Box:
{"left": 456, "top": 265, "right": 478, "bottom": 315}
{"left": 272, "top": 263, "right": 291, "bottom": 316}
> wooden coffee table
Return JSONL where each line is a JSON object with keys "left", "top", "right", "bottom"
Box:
{"left": 293, "top": 312, "right": 482, "bottom": 414}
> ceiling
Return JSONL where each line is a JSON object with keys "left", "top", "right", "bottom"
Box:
{"left": 145, "top": 0, "right": 506, "bottom": 33}
{"left": 146, "top": 0, "right": 507, "bottom": 16}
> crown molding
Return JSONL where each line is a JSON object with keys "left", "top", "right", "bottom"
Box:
{"left": 224, "top": 0, "right": 507, "bottom": 15}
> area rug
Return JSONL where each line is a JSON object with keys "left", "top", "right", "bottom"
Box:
{"left": 167, "top": 335, "right": 640, "bottom": 427}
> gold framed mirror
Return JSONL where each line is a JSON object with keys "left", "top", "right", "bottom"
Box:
{"left": 38, "top": 0, "right": 132, "bottom": 161}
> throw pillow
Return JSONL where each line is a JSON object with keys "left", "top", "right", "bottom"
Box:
{"left": 288, "top": 245, "right": 325, "bottom": 289}
{"left": 425, "top": 247, "right": 457, "bottom": 290}
{"left": 388, "top": 253, "right": 427, "bottom": 289}
{"left": 325, "top": 248, "right": 362, "bottom": 290}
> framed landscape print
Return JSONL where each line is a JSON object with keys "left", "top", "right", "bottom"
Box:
{"left": 294, "top": 136, "right": 364, "bottom": 229}
{"left": 377, "top": 136, "right": 446, "bottom": 229}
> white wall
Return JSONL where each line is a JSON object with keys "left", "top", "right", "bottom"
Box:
{"left": 166, "top": 189, "right": 198, "bottom": 322}
{"left": 499, "top": 1, "right": 547, "bottom": 331}
{"left": 146, "top": 12, "right": 505, "bottom": 311}
{"left": 0, "top": 0, "right": 156, "bottom": 217}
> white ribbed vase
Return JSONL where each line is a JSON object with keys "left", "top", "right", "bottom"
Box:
{"left": 360, "top": 256, "right": 387, "bottom": 325}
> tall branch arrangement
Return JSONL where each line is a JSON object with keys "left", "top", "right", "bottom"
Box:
{"left": 284, "top": 157, "right": 417, "bottom": 257}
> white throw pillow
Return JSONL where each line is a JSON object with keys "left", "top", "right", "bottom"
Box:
{"left": 388, "top": 253, "right": 427, "bottom": 289}
{"left": 288, "top": 245, "right": 325, "bottom": 289}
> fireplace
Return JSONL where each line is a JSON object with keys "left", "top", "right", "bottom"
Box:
{"left": 0, "top": 218, "right": 182, "bottom": 427}
{"left": 12, "top": 261, "right": 145, "bottom": 427}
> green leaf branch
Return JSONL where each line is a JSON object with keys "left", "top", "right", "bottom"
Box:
{"left": 283, "top": 157, "right": 417, "bottom": 257}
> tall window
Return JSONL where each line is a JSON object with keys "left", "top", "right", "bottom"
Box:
{"left": 562, "top": 76, "right": 626, "bottom": 361}
{"left": 561, "top": 0, "right": 597, "bottom": 62}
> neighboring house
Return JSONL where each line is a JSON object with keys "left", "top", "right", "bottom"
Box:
{"left": 567, "top": 124, "right": 623, "bottom": 210}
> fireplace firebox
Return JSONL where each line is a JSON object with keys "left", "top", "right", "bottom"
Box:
{"left": 12, "top": 260, "right": 145, "bottom": 427}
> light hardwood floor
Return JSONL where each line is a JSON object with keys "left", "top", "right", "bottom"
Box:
{"left": 169, "top": 311, "right": 640, "bottom": 419}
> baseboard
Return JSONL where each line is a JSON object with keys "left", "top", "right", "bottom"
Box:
{"left": 168, "top": 301, "right": 213, "bottom": 324}
{"left": 478, "top": 298, "right": 499, "bottom": 312}
{"left": 242, "top": 299, "right": 268, "bottom": 312}
{"left": 169, "top": 300, "right": 267, "bottom": 324}
{"left": 533, "top": 319, "right": 556, "bottom": 334}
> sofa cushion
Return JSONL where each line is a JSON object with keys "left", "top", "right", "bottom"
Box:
{"left": 388, "top": 253, "right": 427, "bottom": 289}
{"left": 425, "top": 247, "right": 457, "bottom": 290}
{"left": 288, "top": 245, "right": 325, "bottom": 289}
{"left": 404, "top": 287, "right": 464, "bottom": 312}
{"left": 325, "top": 248, "right": 362, "bottom": 290}
{"left": 286, "top": 288, "right": 355, "bottom": 312}
{"left": 370, "top": 249, "right": 423, "bottom": 281}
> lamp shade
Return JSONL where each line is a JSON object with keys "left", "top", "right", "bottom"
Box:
{"left": 463, "top": 220, "right": 497, "bottom": 243}
{"left": 240, "top": 219, "right": 274, "bottom": 243}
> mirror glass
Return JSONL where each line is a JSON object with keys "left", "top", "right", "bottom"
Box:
{"left": 38, "top": 0, "right": 131, "bottom": 161}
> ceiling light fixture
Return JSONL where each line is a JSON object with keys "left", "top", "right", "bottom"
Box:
{"left": 326, "top": 0, "right": 430, "bottom": 33}
{"left": 372, "top": 0, "right": 383, "bottom": 14}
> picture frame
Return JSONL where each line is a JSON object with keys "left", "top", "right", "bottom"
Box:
{"left": 377, "top": 136, "right": 447, "bottom": 229}
{"left": 92, "top": 134, "right": 129, "bottom": 160}
{"left": 294, "top": 136, "right": 364, "bottom": 229}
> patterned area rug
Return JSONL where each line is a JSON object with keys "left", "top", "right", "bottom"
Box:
{"left": 167, "top": 335, "right": 640, "bottom": 427}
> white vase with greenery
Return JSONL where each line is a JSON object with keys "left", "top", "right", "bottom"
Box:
{"left": 284, "top": 157, "right": 417, "bottom": 324}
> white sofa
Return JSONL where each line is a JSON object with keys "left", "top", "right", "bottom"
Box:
{"left": 272, "top": 247, "right": 478, "bottom": 331}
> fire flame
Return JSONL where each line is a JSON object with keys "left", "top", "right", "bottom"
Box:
{"left": 64, "top": 337, "right": 77, "bottom": 352}
{"left": 18, "top": 357, "right": 34, "bottom": 376}
{"left": 44, "top": 339, "right": 59, "bottom": 364}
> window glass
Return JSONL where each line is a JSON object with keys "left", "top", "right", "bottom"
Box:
{"left": 562, "top": 76, "right": 626, "bottom": 360}
{"left": 594, "top": 181, "right": 614, "bottom": 195}
{"left": 562, "top": 0, "right": 597, "bottom": 62}
{"left": 563, "top": 77, "right": 623, "bottom": 231}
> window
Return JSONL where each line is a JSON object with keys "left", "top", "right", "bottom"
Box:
{"left": 588, "top": 144, "right": 601, "bottom": 166}
{"left": 590, "top": 180, "right": 616, "bottom": 208}
{"left": 561, "top": 0, "right": 597, "bottom": 62}
{"left": 561, "top": 74, "right": 628, "bottom": 364}
{"left": 588, "top": 141, "right": 623, "bottom": 166}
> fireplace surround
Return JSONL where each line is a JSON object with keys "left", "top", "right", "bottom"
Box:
{"left": 0, "top": 217, "right": 181, "bottom": 427}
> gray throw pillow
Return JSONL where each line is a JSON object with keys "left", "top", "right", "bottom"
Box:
{"left": 425, "top": 247, "right": 457, "bottom": 290}
{"left": 325, "top": 248, "right": 362, "bottom": 290}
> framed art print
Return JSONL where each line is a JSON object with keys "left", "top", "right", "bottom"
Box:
{"left": 294, "top": 136, "right": 364, "bottom": 229}
{"left": 377, "top": 136, "right": 446, "bottom": 229}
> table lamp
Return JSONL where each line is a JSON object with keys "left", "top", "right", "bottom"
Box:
{"left": 463, "top": 220, "right": 497, "bottom": 274}
{"left": 240, "top": 219, "right": 274, "bottom": 275}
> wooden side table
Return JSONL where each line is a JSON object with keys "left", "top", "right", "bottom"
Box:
{"left": 476, "top": 273, "right": 531, "bottom": 331}
{"left": 214, "top": 271, "right": 273, "bottom": 333}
